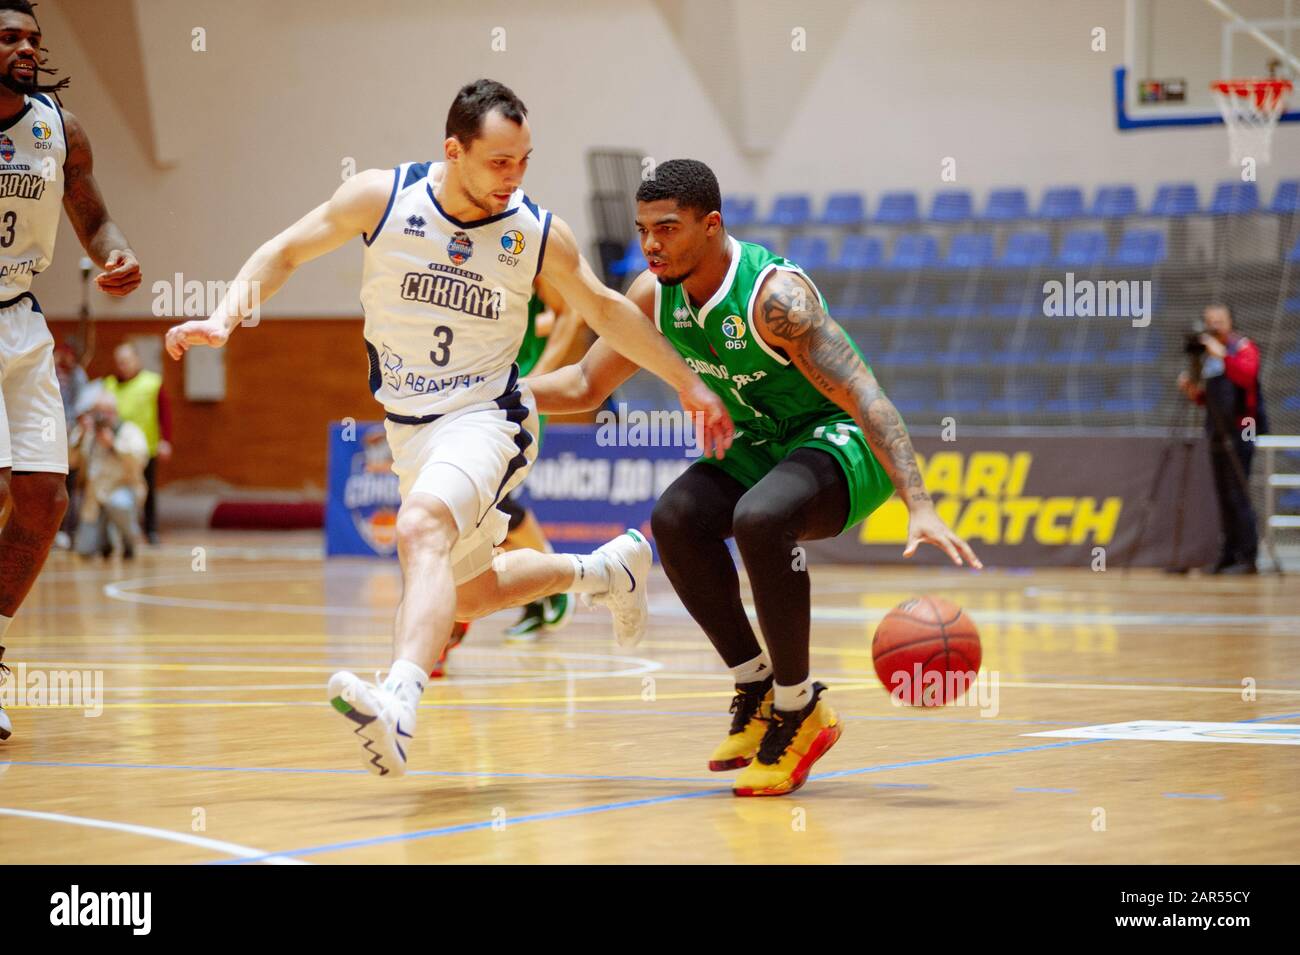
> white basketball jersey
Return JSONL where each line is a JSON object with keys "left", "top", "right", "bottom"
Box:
{"left": 0, "top": 94, "right": 66, "bottom": 299}
{"left": 360, "top": 161, "right": 552, "bottom": 419}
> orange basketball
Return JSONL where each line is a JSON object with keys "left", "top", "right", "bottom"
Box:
{"left": 872, "top": 596, "right": 981, "bottom": 706}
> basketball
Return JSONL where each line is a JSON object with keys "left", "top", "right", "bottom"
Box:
{"left": 872, "top": 596, "right": 982, "bottom": 706}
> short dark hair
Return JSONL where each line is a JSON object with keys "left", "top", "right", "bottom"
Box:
{"left": 445, "top": 79, "right": 527, "bottom": 146}
{"left": 0, "top": 1, "right": 37, "bottom": 18}
{"left": 635, "top": 159, "right": 722, "bottom": 218}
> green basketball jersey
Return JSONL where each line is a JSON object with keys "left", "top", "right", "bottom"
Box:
{"left": 516, "top": 293, "right": 547, "bottom": 376}
{"left": 654, "top": 236, "right": 862, "bottom": 443}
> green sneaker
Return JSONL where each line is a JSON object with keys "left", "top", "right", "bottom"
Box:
{"left": 505, "top": 601, "right": 547, "bottom": 643}
{"left": 542, "top": 592, "right": 575, "bottom": 632}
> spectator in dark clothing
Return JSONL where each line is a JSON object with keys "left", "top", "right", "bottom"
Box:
{"left": 1178, "top": 303, "right": 1264, "bottom": 575}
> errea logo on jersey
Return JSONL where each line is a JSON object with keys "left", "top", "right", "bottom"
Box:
{"left": 721, "top": 314, "right": 747, "bottom": 349}
{"left": 404, "top": 215, "right": 426, "bottom": 238}
{"left": 672, "top": 306, "right": 692, "bottom": 329}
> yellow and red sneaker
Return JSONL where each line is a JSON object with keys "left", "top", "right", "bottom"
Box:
{"left": 708, "top": 677, "right": 774, "bottom": 771}
{"left": 429, "top": 621, "right": 469, "bottom": 679}
{"left": 732, "top": 682, "right": 840, "bottom": 797}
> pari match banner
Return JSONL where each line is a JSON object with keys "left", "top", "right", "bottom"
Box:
{"left": 327, "top": 421, "right": 1221, "bottom": 567}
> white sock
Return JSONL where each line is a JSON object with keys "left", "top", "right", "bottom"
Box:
{"left": 566, "top": 553, "right": 611, "bottom": 593}
{"left": 774, "top": 678, "right": 814, "bottom": 712}
{"left": 382, "top": 658, "right": 426, "bottom": 712}
{"left": 730, "top": 654, "right": 772, "bottom": 686}
{"left": 0, "top": 614, "right": 11, "bottom": 641}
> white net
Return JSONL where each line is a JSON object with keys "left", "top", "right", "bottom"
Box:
{"left": 1211, "top": 78, "right": 1293, "bottom": 166}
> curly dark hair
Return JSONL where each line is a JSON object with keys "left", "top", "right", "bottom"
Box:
{"left": 635, "top": 158, "right": 722, "bottom": 218}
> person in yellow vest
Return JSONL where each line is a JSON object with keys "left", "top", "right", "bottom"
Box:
{"left": 104, "top": 343, "right": 173, "bottom": 544}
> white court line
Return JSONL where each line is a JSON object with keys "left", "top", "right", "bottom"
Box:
{"left": 0, "top": 806, "right": 306, "bottom": 865}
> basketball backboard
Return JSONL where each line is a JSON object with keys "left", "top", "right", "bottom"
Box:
{"left": 1117, "top": 0, "right": 1300, "bottom": 128}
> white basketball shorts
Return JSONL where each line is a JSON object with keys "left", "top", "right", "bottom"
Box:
{"left": 0, "top": 293, "right": 68, "bottom": 474}
{"left": 383, "top": 376, "right": 538, "bottom": 585}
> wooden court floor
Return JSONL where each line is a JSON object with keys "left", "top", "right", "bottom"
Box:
{"left": 1, "top": 531, "right": 1297, "bottom": 864}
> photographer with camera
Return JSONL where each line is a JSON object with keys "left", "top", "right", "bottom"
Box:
{"left": 1177, "top": 303, "right": 1265, "bottom": 575}
{"left": 72, "top": 392, "right": 150, "bottom": 561}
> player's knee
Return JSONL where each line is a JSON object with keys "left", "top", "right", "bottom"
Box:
{"left": 395, "top": 502, "right": 456, "bottom": 556}
{"left": 732, "top": 495, "right": 793, "bottom": 551}
{"left": 650, "top": 487, "right": 697, "bottom": 542}
{"left": 7, "top": 473, "right": 68, "bottom": 531}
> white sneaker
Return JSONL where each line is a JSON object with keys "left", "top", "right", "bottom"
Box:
{"left": 0, "top": 661, "right": 11, "bottom": 741}
{"left": 589, "top": 529, "right": 651, "bottom": 647}
{"left": 327, "top": 671, "right": 414, "bottom": 777}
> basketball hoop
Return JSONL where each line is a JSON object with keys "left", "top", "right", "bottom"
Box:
{"left": 1210, "top": 77, "right": 1293, "bottom": 165}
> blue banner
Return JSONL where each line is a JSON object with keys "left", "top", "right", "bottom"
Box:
{"left": 325, "top": 421, "right": 402, "bottom": 558}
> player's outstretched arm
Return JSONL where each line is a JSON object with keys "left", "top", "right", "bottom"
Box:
{"left": 539, "top": 218, "right": 733, "bottom": 457}
{"left": 62, "top": 110, "right": 141, "bottom": 297}
{"left": 752, "top": 270, "right": 982, "bottom": 569}
{"left": 164, "top": 168, "right": 392, "bottom": 359}
{"left": 525, "top": 338, "right": 638, "bottom": 414}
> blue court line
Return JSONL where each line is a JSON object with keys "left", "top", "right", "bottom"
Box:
{"left": 872, "top": 782, "right": 931, "bottom": 790}
{"left": 1162, "top": 793, "right": 1225, "bottom": 801}
{"left": 220, "top": 737, "right": 1109, "bottom": 865}
{"left": 1014, "top": 786, "right": 1077, "bottom": 794}
{"left": 1240, "top": 712, "right": 1300, "bottom": 722}
{"left": 0, "top": 760, "right": 717, "bottom": 784}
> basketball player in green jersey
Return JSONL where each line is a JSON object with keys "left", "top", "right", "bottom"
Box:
{"left": 526, "top": 159, "right": 981, "bottom": 796}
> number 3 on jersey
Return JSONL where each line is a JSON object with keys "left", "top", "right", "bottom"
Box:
{"left": 429, "top": 325, "right": 453, "bottom": 367}
{"left": 0, "top": 211, "right": 16, "bottom": 248}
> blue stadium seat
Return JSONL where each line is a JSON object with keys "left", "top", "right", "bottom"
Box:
{"left": 884, "top": 234, "right": 939, "bottom": 270}
{"left": 997, "top": 230, "right": 1053, "bottom": 268}
{"left": 1037, "top": 187, "right": 1086, "bottom": 220}
{"left": 1150, "top": 182, "right": 1200, "bottom": 216}
{"left": 608, "top": 238, "right": 644, "bottom": 277}
{"left": 1287, "top": 234, "right": 1300, "bottom": 262}
{"left": 764, "top": 193, "right": 812, "bottom": 227}
{"left": 1284, "top": 394, "right": 1300, "bottom": 413}
{"left": 877, "top": 285, "right": 939, "bottom": 318}
{"left": 1270, "top": 180, "right": 1300, "bottom": 214}
{"left": 737, "top": 233, "right": 782, "bottom": 255}
{"left": 942, "top": 233, "right": 995, "bottom": 268}
{"left": 1209, "top": 181, "right": 1259, "bottom": 215}
{"left": 874, "top": 191, "right": 920, "bottom": 224}
{"left": 983, "top": 188, "right": 1030, "bottom": 221}
{"left": 1107, "top": 228, "right": 1166, "bottom": 267}
{"left": 784, "top": 235, "right": 830, "bottom": 271}
{"left": 992, "top": 329, "right": 1050, "bottom": 365}
{"left": 985, "top": 377, "right": 1048, "bottom": 414}
{"left": 884, "top": 378, "right": 933, "bottom": 413}
{"left": 1090, "top": 184, "right": 1139, "bottom": 218}
{"left": 1056, "top": 229, "right": 1109, "bottom": 267}
{"left": 929, "top": 190, "right": 974, "bottom": 223}
{"left": 826, "top": 234, "right": 883, "bottom": 271}
{"left": 722, "top": 196, "right": 757, "bottom": 229}
{"left": 1281, "top": 348, "right": 1300, "bottom": 367}
{"left": 819, "top": 192, "right": 867, "bottom": 226}
{"left": 1103, "top": 380, "right": 1162, "bottom": 414}
{"left": 1104, "top": 343, "right": 1162, "bottom": 364}
{"left": 944, "top": 378, "right": 991, "bottom": 413}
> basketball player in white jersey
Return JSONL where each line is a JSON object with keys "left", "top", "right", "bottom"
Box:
{"left": 166, "top": 79, "right": 732, "bottom": 777}
{"left": 0, "top": 1, "right": 142, "bottom": 742}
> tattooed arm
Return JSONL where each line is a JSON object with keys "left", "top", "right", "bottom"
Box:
{"left": 61, "top": 110, "right": 141, "bottom": 296}
{"left": 752, "top": 269, "right": 981, "bottom": 568}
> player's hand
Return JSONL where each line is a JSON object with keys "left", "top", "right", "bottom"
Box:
{"left": 904, "top": 505, "right": 983, "bottom": 569}
{"left": 157, "top": 439, "right": 173, "bottom": 463}
{"left": 165, "top": 318, "right": 229, "bottom": 360}
{"left": 96, "top": 249, "right": 142, "bottom": 297}
{"left": 677, "top": 379, "right": 734, "bottom": 459}
{"left": 1199, "top": 333, "right": 1227, "bottom": 359}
